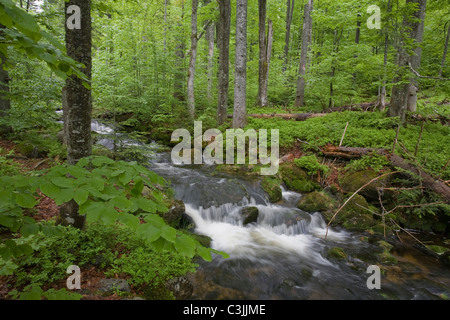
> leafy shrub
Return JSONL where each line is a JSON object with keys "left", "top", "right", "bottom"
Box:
{"left": 345, "top": 152, "right": 390, "bottom": 173}
{"left": 294, "top": 155, "right": 329, "bottom": 176}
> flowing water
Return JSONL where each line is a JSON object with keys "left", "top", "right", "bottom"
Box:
{"left": 91, "top": 120, "right": 450, "bottom": 300}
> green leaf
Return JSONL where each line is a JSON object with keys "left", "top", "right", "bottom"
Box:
{"left": 130, "top": 179, "right": 144, "bottom": 197}
{"left": 110, "top": 196, "right": 132, "bottom": 211}
{"left": 174, "top": 235, "right": 196, "bottom": 258}
{"left": 117, "top": 213, "right": 140, "bottom": 231}
{"left": 136, "top": 223, "right": 161, "bottom": 243}
{"left": 137, "top": 198, "right": 157, "bottom": 213}
{"left": 73, "top": 188, "right": 89, "bottom": 206}
{"left": 20, "top": 223, "right": 39, "bottom": 238}
{"left": 15, "top": 193, "right": 37, "bottom": 209}
{"left": 40, "top": 181, "right": 60, "bottom": 198}
{"left": 160, "top": 225, "right": 177, "bottom": 243}
{"left": 53, "top": 188, "right": 74, "bottom": 206}
{"left": 91, "top": 156, "right": 115, "bottom": 167}
{"left": 196, "top": 245, "right": 212, "bottom": 262}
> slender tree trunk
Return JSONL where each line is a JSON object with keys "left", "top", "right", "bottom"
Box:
{"left": 217, "top": 0, "right": 231, "bottom": 125}
{"left": 388, "top": 0, "right": 427, "bottom": 118}
{"left": 164, "top": 0, "right": 169, "bottom": 54}
{"left": 439, "top": 21, "right": 450, "bottom": 77}
{"left": 260, "top": 19, "right": 273, "bottom": 108}
{"left": 61, "top": 0, "right": 93, "bottom": 230}
{"left": 256, "top": 0, "right": 267, "bottom": 107}
{"left": 174, "top": 1, "right": 185, "bottom": 101}
{"left": 0, "top": 25, "right": 11, "bottom": 132}
{"left": 380, "top": 0, "right": 392, "bottom": 111}
{"left": 283, "top": 0, "right": 295, "bottom": 72}
{"left": 206, "top": 21, "right": 215, "bottom": 103}
{"left": 294, "top": 0, "right": 313, "bottom": 108}
{"left": 233, "top": 0, "right": 248, "bottom": 129}
{"left": 187, "top": 0, "right": 199, "bottom": 119}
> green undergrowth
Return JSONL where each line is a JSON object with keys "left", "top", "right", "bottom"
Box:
{"left": 246, "top": 110, "right": 450, "bottom": 180}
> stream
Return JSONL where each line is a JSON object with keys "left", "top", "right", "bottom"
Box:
{"left": 91, "top": 120, "right": 450, "bottom": 300}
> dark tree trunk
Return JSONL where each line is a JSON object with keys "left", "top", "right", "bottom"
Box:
{"left": 294, "top": 0, "right": 314, "bottom": 108}
{"left": 389, "top": 0, "right": 427, "bottom": 118}
{"left": 283, "top": 0, "right": 295, "bottom": 71}
{"left": 256, "top": 0, "right": 267, "bottom": 107}
{"left": 439, "top": 21, "right": 450, "bottom": 77}
{"left": 60, "top": 0, "right": 93, "bottom": 230}
{"left": 187, "top": 0, "right": 199, "bottom": 119}
{"left": 217, "top": 0, "right": 231, "bottom": 125}
{"left": 0, "top": 25, "right": 11, "bottom": 133}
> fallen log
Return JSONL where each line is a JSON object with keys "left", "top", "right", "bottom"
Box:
{"left": 320, "top": 144, "right": 450, "bottom": 203}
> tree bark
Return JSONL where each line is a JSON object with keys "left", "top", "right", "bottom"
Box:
{"left": 380, "top": 0, "right": 392, "bottom": 111}
{"left": 388, "top": 0, "right": 427, "bottom": 118}
{"left": 232, "top": 0, "right": 248, "bottom": 129}
{"left": 259, "top": 19, "right": 273, "bottom": 108}
{"left": 205, "top": 19, "right": 215, "bottom": 103}
{"left": 62, "top": 0, "right": 93, "bottom": 230}
{"left": 294, "top": 0, "right": 313, "bottom": 108}
{"left": 0, "top": 25, "right": 11, "bottom": 133}
{"left": 439, "top": 21, "right": 450, "bottom": 77}
{"left": 283, "top": 0, "right": 295, "bottom": 71}
{"left": 256, "top": 0, "right": 267, "bottom": 107}
{"left": 187, "top": 0, "right": 199, "bottom": 119}
{"left": 217, "top": 0, "right": 231, "bottom": 125}
{"left": 174, "top": 1, "right": 185, "bottom": 101}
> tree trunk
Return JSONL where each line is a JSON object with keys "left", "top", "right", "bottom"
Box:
{"left": 164, "top": 0, "right": 169, "bottom": 54}
{"left": 233, "top": 0, "right": 248, "bottom": 129}
{"left": 187, "top": 0, "right": 199, "bottom": 119}
{"left": 217, "top": 0, "right": 231, "bottom": 125}
{"left": 283, "top": 0, "right": 295, "bottom": 71}
{"left": 174, "top": 1, "right": 185, "bottom": 101}
{"left": 206, "top": 20, "right": 215, "bottom": 103}
{"left": 389, "top": 0, "right": 427, "bottom": 118}
{"left": 439, "top": 21, "right": 450, "bottom": 77}
{"left": 259, "top": 19, "right": 273, "bottom": 108}
{"left": 294, "top": 0, "right": 313, "bottom": 108}
{"left": 256, "top": 0, "right": 267, "bottom": 107}
{"left": 0, "top": 25, "right": 11, "bottom": 133}
{"left": 62, "top": 0, "right": 93, "bottom": 230}
{"left": 380, "top": 0, "right": 392, "bottom": 111}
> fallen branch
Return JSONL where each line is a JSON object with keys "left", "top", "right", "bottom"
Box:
{"left": 409, "top": 62, "right": 450, "bottom": 81}
{"left": 325, "top": 171, "right": 400, "bottom": 239}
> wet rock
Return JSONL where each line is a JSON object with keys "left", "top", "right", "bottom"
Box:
{"left": 297, "top": 191, "right": 335, "bottom": 215}
{"left": 165, "top": 276, "right": 194, "bottom": 300}
{"left": 241, "top": 207, "right": 259, "bottom": 225}
{"left": 261, "top": 177, "right": 282, "bottom": 203}
{"left": 339, "top": 169, "right": 392, "bottom": 202}
{"left": 164, "top": 199, "right": 186, "bottom": 228}
{"left": 376, "top": 240, "right": 398, "bottom": 265}
{"left": 98, "top": 279, "right": 131, "bottom": 294}
{"left": 338, "top": 193, "right": 377, "bottom": 232}
{"left": 279, "top": 163, "right": 321, "bottom": 193}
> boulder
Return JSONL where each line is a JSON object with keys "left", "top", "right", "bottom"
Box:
{"left": 165, "top": 276, "right": 194, "bottom": 300}
{"left": 297, "top": 191, "right": 335, "bottom": 214}
{"left": 261, "top": 177, "right": 282, "bottom": 203}
{"left": 98, "top": 279, "right": 131, "bottom": 294}
{"left": 327, "top": 247, "right": 347, "bottom": 261}
{"left": 279, "top": 163, "right": 321, "bottom": 193}
{"left": 339, "top": 169, "right": 391, "bottom": 202}
{"left": 241, "top": 207, "right": 259, "bottom": 225}
{"left": 337, "top": 193, "right": 377, "bottom": 231}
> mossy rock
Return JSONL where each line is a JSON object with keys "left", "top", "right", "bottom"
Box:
{"left": 339, "top": 169, "right": 391, "bottom": 202}
{"left": 261, "top": 177, "right": 282, "bottom": 203}
{"left": 376, "top": 240, "right": 398, "bottom": 265}
{"left": 279, "top": 163, "right": 321, "bottom": 193}
{"left": 297, "top": 191, "right": 335, "bottom": 214}
{"left": 241, "top": 207, "right": 259, "bottom": 225}
{"left": 338, "top": 193, "right": 377, "bottom": 231}
{"left": 425, "top": 245, "right": 450, "bottom": 256}
{"left": 327, "top": 247, "right": 347, "bottom": 260}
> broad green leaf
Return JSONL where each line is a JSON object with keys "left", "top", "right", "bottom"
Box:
{"left": 196, "top": 245, "right": 212, "bottom": 262}
{"left": 136, "top": 223, "right": 161, "bottom": 243}
{"left": 20, "top": 223, "right": 39, "bottom": 238}
{"left": 39, "top": 181, "right": 60, "bottom": 198}
{"left": 51, "top": 177, "right": 76, "bottom": 189}
{"left": 53, "top": 188, "right": 74, "bottom": 206}
{"left": 15, "top": 193, "right": 37, "bottom": 209}
{"left": 137, "top": 198, "right": 157, "bottom": 213}
{"left": 73, "top": 188, "right": 89, "bottom": 206}
{"left": 160, "top": 225, "right": 176, "bottom": 243}
{"left": 174, "top": 235, "right": 196, "bottom": 258}
{"left": 117, "top": 213, "right": 140, "bottom": 231}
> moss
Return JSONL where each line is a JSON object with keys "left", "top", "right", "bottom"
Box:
{"left": 261, "top": 176, "right": 282, "bottom": 203}
{"left": 279, "top": 163, "right": 321, "bottom": 193}
{"left": 377, "top": 240, "right": 398, "bottom": 265}
{"left": 426, "top": 245, "right": 450, "bottom": 256}
{"left": 297, "top": 191, "right": 335, "bottom": 213}
{"left": 339, "top": 169, "right": 391, "bottom": 202}
{"left": 338, "top": 193, "right": 377, "bottom": 231}
{"left": 327, "top": 247, "right": 347, "bottom": 260}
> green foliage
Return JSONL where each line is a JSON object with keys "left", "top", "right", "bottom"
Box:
{"left": 106, "top": 246, "right": 197, "bottom": 293}
{"left": 294, "top": 155, "right": 329, "bottom": 176}
{"left": 8, "top": 285, "right": 83, "bottom": 301}
{"left": 0, "top": 148, "right": 21, "bottom": 176}
{"left": 345, "top": 152, "right": 390, "bottom": 173}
